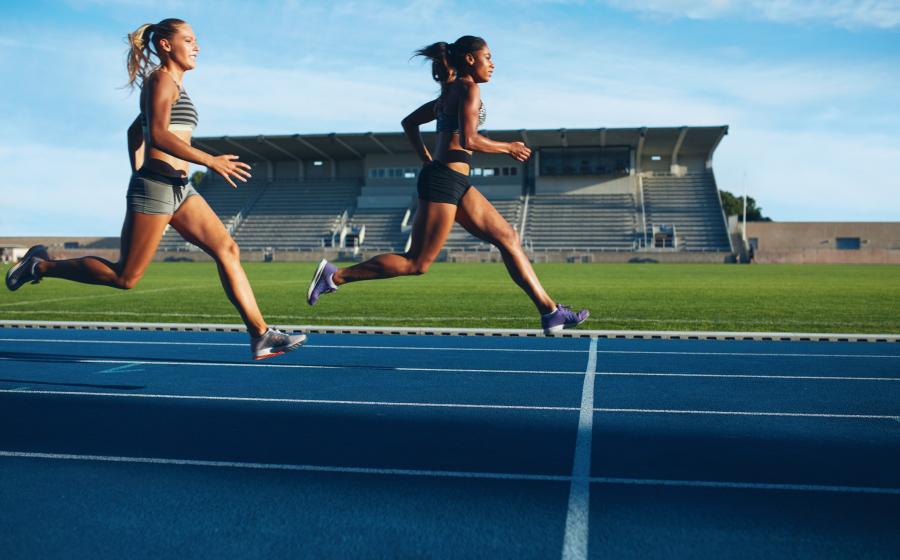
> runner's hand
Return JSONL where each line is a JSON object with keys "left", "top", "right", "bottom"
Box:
{"left": 208, "top": 154, "right": 252, "bottom": 188}
{"left": 508, "top": 142, "right": 531, "bottom": 162}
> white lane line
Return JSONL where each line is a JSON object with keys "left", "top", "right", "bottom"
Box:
{"left": 601, "top": 372, "right": 900, "bottom": 382}
{"left": 0, "top": 356, "right": 582, "bottom": 376}
{"left": 595, "top": 408, "right": 900, "bottom": 420}
{"left": 4, "top": 342, "right": 896, "bottom": 381}
{"left": 0, "top": 388, "right": 578, "bottom": 412}
{"left": 1, "top": 338, "right": 897, "bottom": 359}
{"left": 0, "top": 338, "right": 586, "bottom": 353}
{"left": 1, "top": 388, "right": 896, "bottom": 421}
{"left": 0, "top": 338, "right": 244, "bottom": 347}
{"left": 562, "top": 337, "right": 598, "bottom": 560}
{"left": 597, "top": 350, "right": 900, "bottom": 359}
{"left": 2, "top": 450, "right": 897, "bottom": 496}
{"left": 588, "top": 477, "right": 900, "bottom": 495}
{"left": 96, "top": 363, "right": 144, "bottom": 374}
{"left": 0, "top": 451, "right": 569, "bottom": 482}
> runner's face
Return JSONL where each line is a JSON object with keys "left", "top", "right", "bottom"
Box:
{"left": 468, "top": 46, "right": 494, "bottom": 83}
{"left": 163, "top": 24, "right": 199, "bottom": 72}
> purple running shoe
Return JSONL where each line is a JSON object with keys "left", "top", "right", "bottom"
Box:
{"left": 6, "top": 245, "right": 49, "bottom": 291}
{"left": 541, "top": 304, "right": 590, "bottom": 335}
{"left": 251, "top": 327, "right": 307, "bottom": 360}
{"left": 307, "top": 259, "right": 338, "bottom": 305}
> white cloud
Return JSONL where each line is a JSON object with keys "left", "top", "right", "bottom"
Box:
{"left": 603, "top": 0, "right": 900, "bottom": 29}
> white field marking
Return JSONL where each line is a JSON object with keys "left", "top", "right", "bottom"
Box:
{"left": 587, "top": 477, "right": 900, "bottom": 495}
{"left": 0, "top": 338, "right": 585, "bottom": 353}
{"left": 3, "top": 339, "right": 896, "bottom": 381}
{"left": 1, "top": 338, "right": 897, "bottom": 360}
{"left": 0, "top": 356, "right": 582, "bottom": 376}
{"left": 596, "top": 350, "right": 900, "bottom": 359}
{"left": 0, "top": 337, "right": 245, "bottom": 347}
{"left": 96, "top": 363, "right": 144, "bottom": 374}
{"left": 561, "top": 338, "right": 598, "bottom": 560}
{"left": 595, "top": 408, "right": 900, "bottom": 421}
{"left": 601, "top": 372, "right": 900, "bottom": 382}
{"left": 0, "top": 356, "right": 581, "bottom": 376}
{"left": 0, "top": 286, "right": 205, "bottom": 308}
{"left": 2, "top": 388, "right": 895, "bottom": 421}
{"left": 0, "top": 388, "right": 577, "bottom": 412}
{"left": 2, "top": 450, "right": 897, "bottom": 496}
{"left": 0, "top": 451, "right": 569, "bottom": 482}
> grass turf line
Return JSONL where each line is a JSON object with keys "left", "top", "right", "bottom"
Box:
{"left": 1, "top": 262, "right": 898, "bottom": 334}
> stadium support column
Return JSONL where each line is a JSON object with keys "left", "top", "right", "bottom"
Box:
{"left": 331, "top": 134, "right": 363, "bottom": 181}
{"left": 223, "top": 136, "right": 272, "bottom": 181}
{"left": 520, "top": 130, "right": 534, "bottom": 196}
{"left": 636, "top": 127, "right": 646, "bottom": 173}
{"left": 672, "top": 126, "right": 688, "bottom": 175}
{"left": 366, "top": 132, "right": 393, "bottom": 154}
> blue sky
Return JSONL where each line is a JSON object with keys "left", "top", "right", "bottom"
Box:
{"left": 1, "top": 0, "right": 898, "bottom": 235}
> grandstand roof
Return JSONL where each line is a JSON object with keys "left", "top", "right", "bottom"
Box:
{"left": 193, "top": 126, "right": 728, "bottom": 162}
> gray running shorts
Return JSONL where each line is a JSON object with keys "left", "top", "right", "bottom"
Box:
{"left": 126, "top": 170, "right": 199, "bottom": 215}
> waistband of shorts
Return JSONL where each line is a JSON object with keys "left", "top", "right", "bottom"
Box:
{"left": 425, "top": 160, "right": 471, "bottom": 181}
{"left": 134, "top": 169, "right": 191, "bottom": 187}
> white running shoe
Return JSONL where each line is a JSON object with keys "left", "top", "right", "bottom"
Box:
{"left": 6, "top": 245, "right": 49, "bottom": 291}
{"left": 251, "top": 327, "right": 307, "bottom": 360}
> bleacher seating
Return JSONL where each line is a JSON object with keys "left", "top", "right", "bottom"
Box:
{"left": 441, "top": 199, "right": 523, "bottom": 250}
{"left": 642, "top": 173, "right": 731, "bottom": 251}
{"left": 154, "top": 171, "right": 731, "bottom": 256}
{"left": 157, "top": 175, "right": 262, "bottom": 251}
{"left": 525, "top": 193, "right": 637, "bottom": 250}
{"left": 232, "top": 180, "right": 360, "bottom": 250}
{"left": 349, "top": 208, "right": 410, "bottom": 251}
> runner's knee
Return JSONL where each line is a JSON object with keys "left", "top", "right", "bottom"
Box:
{"left": 493, "top": 225, "right": 520, "bottom": 250}
{"left": 114, "top": 274, "right": 141, "bottom": 290}
{"left": 214, "top": 238, "right": 241, "bottom": 262}
{"left": 401, "top": 254, "right": 432, "bottom": 275}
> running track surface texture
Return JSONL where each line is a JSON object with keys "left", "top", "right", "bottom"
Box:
{"left": 1, "top": 324, "right": 898, "bottom": 559}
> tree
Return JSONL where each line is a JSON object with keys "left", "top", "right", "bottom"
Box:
{"left": 719, "top": 189, "right": 771, "bottom": 221}
{"left": 190, "top": 170, "right": 206, "bottom": 188}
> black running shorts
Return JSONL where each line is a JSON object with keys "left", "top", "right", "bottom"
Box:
{"left": 416, "top": 161, "right": 472, "bottom": 205}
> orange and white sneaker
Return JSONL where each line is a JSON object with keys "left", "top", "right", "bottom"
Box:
{"left": 251, "top": 327, "right": 307, "bottom": 360}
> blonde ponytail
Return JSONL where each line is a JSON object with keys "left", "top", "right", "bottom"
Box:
{"left": 124, "top": 18, "right": 186, "bottom": 90}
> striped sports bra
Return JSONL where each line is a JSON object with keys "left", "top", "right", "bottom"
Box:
{"left": 435, "top": 98, "right": 486, "bottom": 133}
{"left": 141, "top": 74, "right": 199, "bottom": 133}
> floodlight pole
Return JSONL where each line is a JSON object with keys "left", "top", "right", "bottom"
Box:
{"left": 742, "top": 193, "right": 748, "bottom": 244}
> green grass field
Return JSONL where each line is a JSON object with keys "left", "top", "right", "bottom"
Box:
{"left": 2, "top": 262, "right": 899, "bottom": 334}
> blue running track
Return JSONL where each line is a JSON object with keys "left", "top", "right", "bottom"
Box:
{"left": 0, "top": 327, "right": 898, "bottom": 559}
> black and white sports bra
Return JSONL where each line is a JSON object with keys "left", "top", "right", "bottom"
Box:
{"left": 435, "top": 97, "right": 485, "bottom": 133}
{"left": 141, "top": 73, "right": 199, "bottom": 133}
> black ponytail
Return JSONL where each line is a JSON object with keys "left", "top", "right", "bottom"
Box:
{"left": 415, "top": 35, "right": 486, "bottom": 87}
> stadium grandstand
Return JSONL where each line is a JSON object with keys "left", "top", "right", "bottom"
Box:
{"left": 166, "top": 126, "right": 734, "bottom": 262}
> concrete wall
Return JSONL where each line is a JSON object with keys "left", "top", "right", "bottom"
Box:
{"left": 357, "top": 183, "right": 416, "bottom": 209}
{"left": 746, "top": 222, "right": 900, "bottom": 264}
{"left": 536, "top": 174, "right": 636, "bottom": 195}
{"left": 274, "top": 160, "right": 301, "bottom": 180}
{"left": 640, "top": 155, "right": 670, "bottom": 173}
